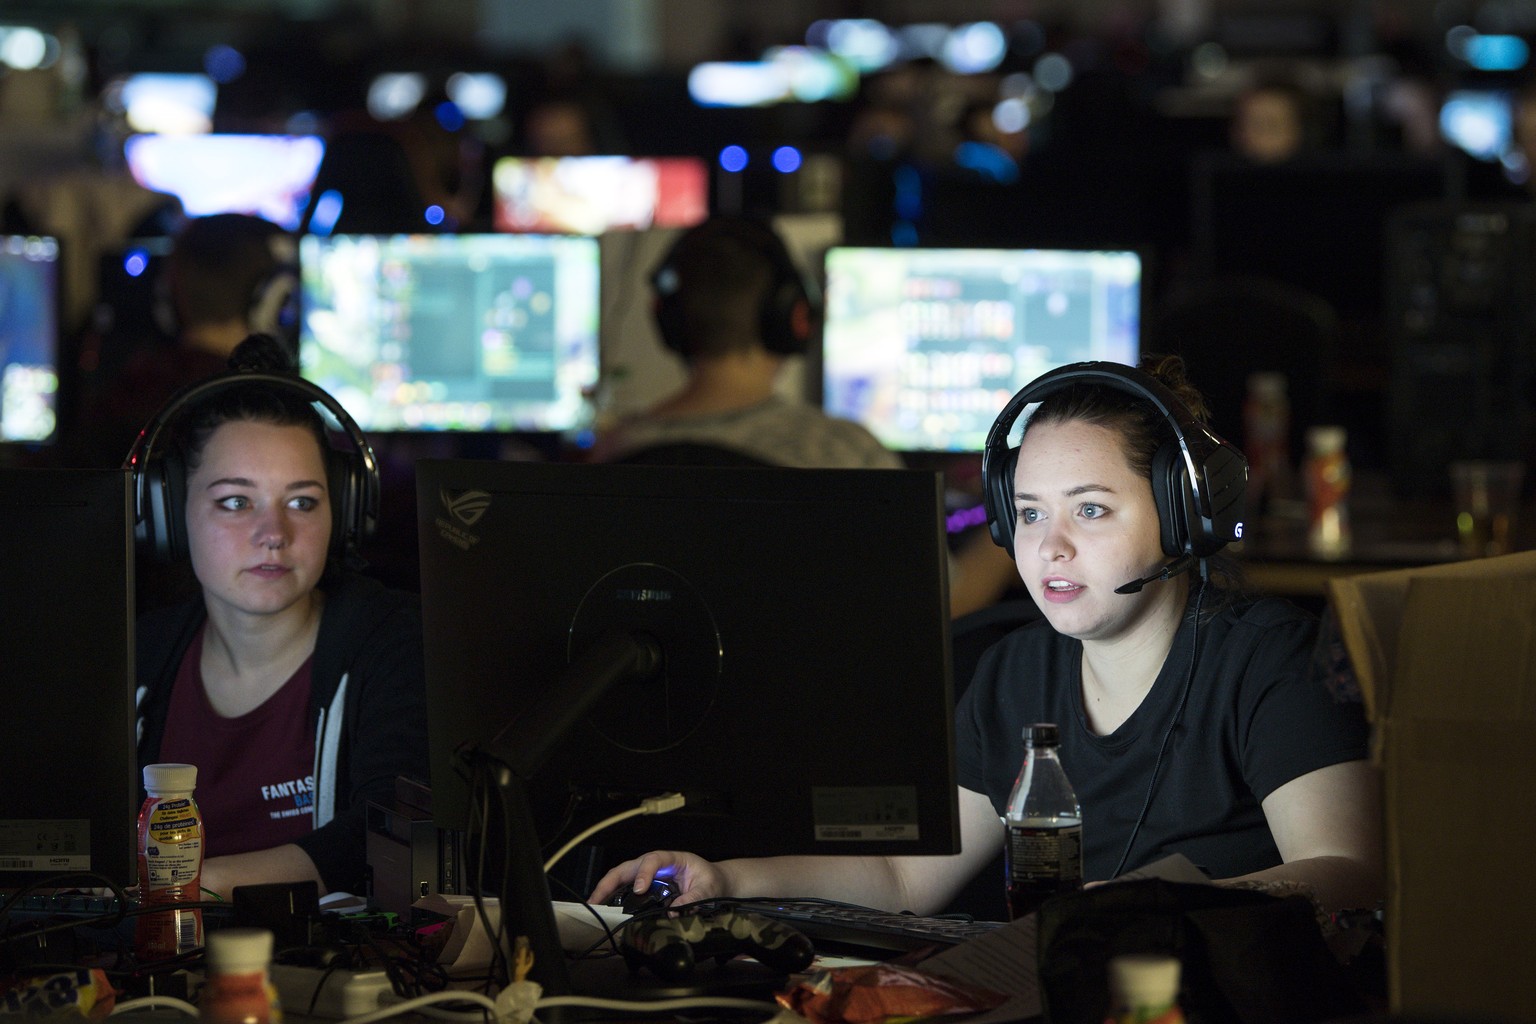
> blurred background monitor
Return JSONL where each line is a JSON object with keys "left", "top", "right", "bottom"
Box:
{"left": 109, "top": 72, "right": 218, "bottom": 134}
{"left": 298, "top": 232, "right": 600, "bottom": 433}
{"left": 491, "top": 156, "right": 710, "bottom": 235}
{"left": 1439, "top": 88, "right": 1515, "bottom": 164}
{"left": 1190, "top": 152, "right": 1457, "bottom": 322}
{"left": 123, "top": 133, "right": 327, "bottom": 230}
{"left": 366, "top": 71, "right": 508, "bottom": 122}
{"left": 0, "top": 235, "right": 62, "bottom": 445}
{"left": 820, "top": 245, "right": 1142, "bottom": 453}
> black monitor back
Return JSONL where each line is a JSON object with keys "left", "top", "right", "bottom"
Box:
{"left": 415, "top": 460, "right": 960, "bottom": 865}
{"left": 0, "top": 468, "right": 138, "bottom": 890}
{"left": 1190, "top": 152, "right": 1459, "bottom": 321}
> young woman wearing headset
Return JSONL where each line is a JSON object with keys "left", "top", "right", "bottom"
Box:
{"left": 129, "top": 334, "right": 428, "bottom": 901}
{"left": 590, "top": 355, "right": 1382, "bottom": 918}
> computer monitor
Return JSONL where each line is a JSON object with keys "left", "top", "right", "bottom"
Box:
{"left": 415, "top": 460, "right": 959, "bottom": 989}
{"left": 297, "top": 233, "right": 600, "bottom": 433}
{"left": 1190, "top": 151, "right": 1457, "bottom": 320}
{"left": 1440, "top": 88, "right": 1514, "bottom": 163}
{"left": 820, "top": 245, "right": 1142, "bottom": 453}
{"left": 123, "top": 133, "right": 327, "bottom": 231}
{"left": 0, "top": 469, "right": 138, "bottom": 891}
{"left": 112, "top": 72, "right": 217, "bottom": 134}
{"left": 491, "top": 156, "right": 710, "bottom": 235}
{"left": 0, "top": 235, "right": 61, "bottom": 445}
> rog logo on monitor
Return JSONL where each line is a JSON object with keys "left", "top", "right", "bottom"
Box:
{"left": 441, "top": 489, "right": 491, "bottom": 526}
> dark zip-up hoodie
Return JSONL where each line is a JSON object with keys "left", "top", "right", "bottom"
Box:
{"left": 135, "top": 571, "right": 429, "bottom": 894}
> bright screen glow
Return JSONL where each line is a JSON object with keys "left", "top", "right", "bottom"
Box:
{"left": 822, "top": 246, "right": 1141, "bottom": 452}
{"left": 116, "top": 73, "right": 216, "bottom": 134}
{"left": 492, "top": 156, "right": 710, "bottom": 235}
{"left": 0, "top": 235, "right": 60, "bottom": 444}
{"left": 1440, "top": 89, "right": 1512, "bottom": 161}
{"left": 123, "top": 133, "right": 326, "bottom": 230}
{"left": 299, "top": 233, "right": 600, "bottom": 433}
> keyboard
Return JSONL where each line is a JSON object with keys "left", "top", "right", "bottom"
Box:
{"left": 734, "top": 898, "right": 1005, "bottom": 957}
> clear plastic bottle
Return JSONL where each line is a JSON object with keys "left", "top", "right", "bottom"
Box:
{"left": 1003, "top": 723, "right": 1083, "bottom": 919}
{"left": 201, "top": 928, "right": 281, "bottom": 1024}
{"left": 136, "top": 763, "right": 205, "bottom": 962}
{"left": 1103, "top": 954, "right": 1185, "bottom": 1024}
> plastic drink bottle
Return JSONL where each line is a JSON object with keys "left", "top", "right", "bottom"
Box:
{"left": 201, "top": 928, "right": 281, "bottom": 1024}
{"left": 1104, "top": 954, "right": 1185, "bottom": 1024}
{"left": 136, "top": 763, "right": 205, "bottom": 961}
{"left": 1003, "top": 723, "right": 1083, "bottom": 919}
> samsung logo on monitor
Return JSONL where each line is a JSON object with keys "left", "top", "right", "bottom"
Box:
{"left": 614, "top": 589, "right": 673, "bottom": 603}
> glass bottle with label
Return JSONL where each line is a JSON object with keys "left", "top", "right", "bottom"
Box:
{"left": 1003, "top": 723, "right": 1082, "bottom": 919}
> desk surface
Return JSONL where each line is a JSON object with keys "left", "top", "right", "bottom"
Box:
{"left": 1231, "top": 488, "right": 1529, "bottom": 598}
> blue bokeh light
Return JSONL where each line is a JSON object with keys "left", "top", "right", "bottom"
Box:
{"left": 719, "top": 145, "right": 749, "bottom": 172}
{"left": 434, "top": 100, "right": 466, "bottom": 132}
{"left": 203, "top": 44, "right": 246, "bottom": 84}
{"left": 309, "top": 190, "right": 343, "bottom": 236}
{"left": 424, "top": 205, "right": 446, "bottom": 226}
{"left": 772, "top": 146, "right": 802, "bottom": 173}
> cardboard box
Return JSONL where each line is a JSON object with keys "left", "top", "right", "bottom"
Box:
{"left": 1327, "top": 551, "right": 1536, "bottom": 1023}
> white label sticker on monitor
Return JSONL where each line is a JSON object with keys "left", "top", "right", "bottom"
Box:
{"left": 811, "top": 786, "right": 921, "bottom": 841}
{"left": 0, "top": 820, "right": 93, "bottom": 871}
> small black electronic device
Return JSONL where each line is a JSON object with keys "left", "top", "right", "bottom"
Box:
{"left": 620, "top": 907, "right": 815, "bottom": 982}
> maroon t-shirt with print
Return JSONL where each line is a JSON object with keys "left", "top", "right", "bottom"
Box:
{"left": 159, "top": 626, "right": 316, "bottom": 859}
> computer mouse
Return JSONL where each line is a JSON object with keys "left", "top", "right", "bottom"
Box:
{"left": 613, "top": 878, "right": 678, "bottom": 915}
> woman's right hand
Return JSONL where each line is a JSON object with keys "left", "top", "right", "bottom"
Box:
{"left": 588, "top": 850, "right": 728, "bottom": 909}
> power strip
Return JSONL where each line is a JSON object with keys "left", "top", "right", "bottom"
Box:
{"left": 270, "top": 964, "right": 395, "bottom": 1018}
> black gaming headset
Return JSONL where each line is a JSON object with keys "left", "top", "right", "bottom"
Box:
{"left": 981, "top": 360, "right": 1248, "bottom": 559}
{"left": 125, "top": 368, "right": 380, "bottom": 564}
{"left": 650, "top": 215, "right": 814, "bottom": 357}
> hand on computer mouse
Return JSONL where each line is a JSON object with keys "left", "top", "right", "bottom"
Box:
{"left": 612, "top": 877, "right": 678, "bottom": 915}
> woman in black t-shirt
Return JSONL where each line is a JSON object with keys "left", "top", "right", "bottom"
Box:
{"left": 590, "top": 356, "right": 1382, "bottom": 918}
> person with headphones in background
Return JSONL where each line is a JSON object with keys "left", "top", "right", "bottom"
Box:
{"left": 590, "top": 213, "right": 902, "bottom": 470}
{"left": 128, "top": 333, "right": 428, "bottom": 901}
{"left": 591, "top": 214, "right": 1018, "bottom": 616}
{"left": 590, "top": 355, "right": 1382, "bottom": 918}
{"left": 72, "top": 213, "right": 300, "bottom": 469}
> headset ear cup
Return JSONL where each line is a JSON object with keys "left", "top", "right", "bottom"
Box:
{"left": 984, "top": 446, "right": 1020, "bottom": 550}
{"left": 326, "top": 447, "right": 361, "bottom": 559}
{"left": 1150, "top": 442, "right": 1192, "bottom": 558}
{"left": 142, "top": 451, "right": 190, "bottom": 563}
{"left": 762, "top": 276, "right": 811, "bottom": 355}
{"left": 651, "top": 263, "right": 686, "bottom": 355}
{"left": 248, "top": 268, "right": 299, "bottom": 343}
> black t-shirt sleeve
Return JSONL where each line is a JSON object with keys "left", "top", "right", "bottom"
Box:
{"left": 1233, "top": 604, "right": 1370, "bottom": 803}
